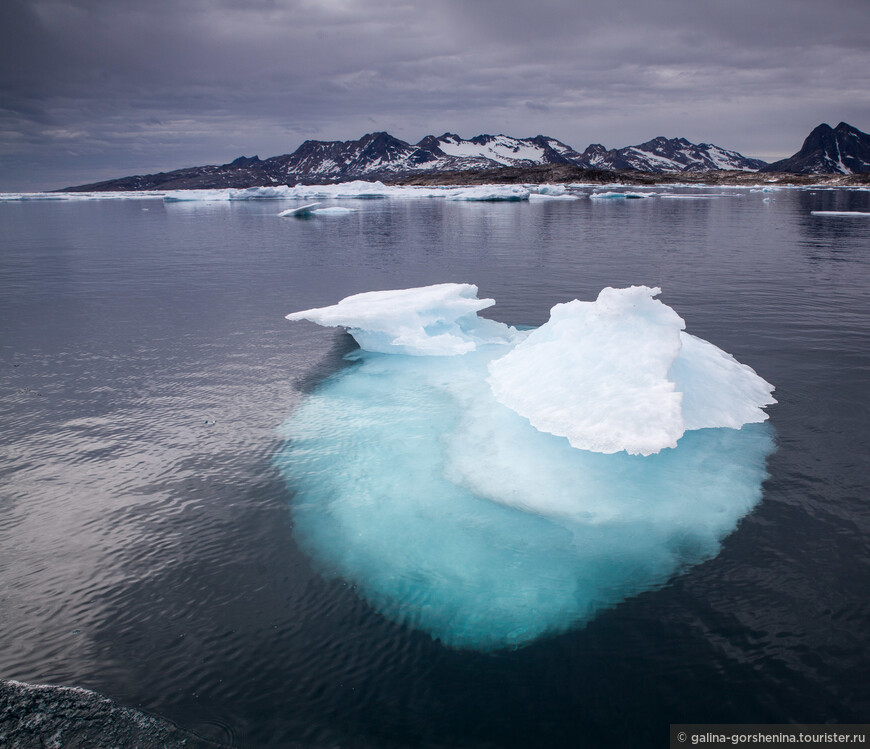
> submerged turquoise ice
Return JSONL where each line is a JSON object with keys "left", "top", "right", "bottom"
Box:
{"left": 277, "top": 284, "right": 776, "bottom": 650}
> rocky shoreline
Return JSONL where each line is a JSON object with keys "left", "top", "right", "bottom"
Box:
{"left": 59, "top": 164, "right": 870, "bottom": 194}
{"left": 386, "top": 164, "right": 870, "bottom": 187}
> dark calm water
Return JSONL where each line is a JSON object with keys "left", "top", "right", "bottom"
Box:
{"left": 1, "top": 187, "right": 869, "bottom": 748}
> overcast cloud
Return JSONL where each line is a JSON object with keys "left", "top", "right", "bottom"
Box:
{"left": 1, "top": 0, "right": 868, "bottom": 190}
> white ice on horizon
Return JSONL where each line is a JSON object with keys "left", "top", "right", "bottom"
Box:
{"left": 810, "top": 211, "right": 870, "bottom": 217}
{"left": 159, "top": 181, "right": 531, "bottom": 203}
{"left": 278, "top": 202, "right": 320, "bottom": 217}
{"left": 589, "top": 191, "right": 651, "bottom": 200}
{"left": 444, "top": 185, "right": 530, "bottom": 201}
{"left": 529, "top": 193, "right": 580, "bottom": 201}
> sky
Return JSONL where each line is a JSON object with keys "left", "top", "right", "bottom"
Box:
{"left": 1, "top": 0, "right": 868, "bottom": 191}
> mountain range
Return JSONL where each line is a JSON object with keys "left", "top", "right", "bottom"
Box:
{"left": 64, "top": 122, "right": 870, "bottom": 191}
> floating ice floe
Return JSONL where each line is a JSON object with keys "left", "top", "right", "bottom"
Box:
{"left": 659, "top": 193, "right": 731, "bottom": 199}
{"left": 279, "top": 284, "right": 776, "bottom": 649}
{"left": 278, "top": 202, "right": 321, "bottom": 217}
{"left": 309, "top": 206, "right": 357, "bottom": 215}
{"left": 163, "top": 189, "right": 230, "bottom": 202}
{"left": 589, "top": 191, "right": 651, "bottom": 199}
{"left": 810, "top": 211, "right": 870, "bottom": 217}
{"left": 0, "top": 191, "right": 164, "bottom": 201}
{"left": 529, "top": 192, "right": 580, "bottom": 201}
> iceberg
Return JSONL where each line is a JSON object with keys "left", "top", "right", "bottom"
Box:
{"left": 279, "top": 284, "right": 776, "bottom": 649}
{"left": 445, "top": 185, "right": 530, "bottom": 201}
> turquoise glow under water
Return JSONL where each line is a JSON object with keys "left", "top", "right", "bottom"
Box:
{"left": 276, "top": 344, "right": 774, "bottom": 650}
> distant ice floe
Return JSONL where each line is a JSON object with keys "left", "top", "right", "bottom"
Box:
{"left": 0, "top": 191, "right": 163, "bottom": 201}
{"left": 659, "top": 193, "right": 732, "bottom": 199}
{"left": 526, "top": 184, "right": 580, "bottom": 200}
{"left": 810, "top": 211, "right": 870, "bottom": 217}
{"left": 3, "top": 181, "right": 864, "bottom": 206}
{"left": 309, "top": 206, "right": 357, "bottom": 215}
{"left": 278, "top": 202, "right": 321, "bottom": 217}
{"left": 529, "top": 193, "right": 580, "bottom": 201}
{"left": 589, "top": 191, "right": 653, "bottom": 199}
{"left": 277, "top": 202, "right": 357, "bottom": 217}
{"left": 169, "top": 181, "right": 530, "bottom": 203}
{"left": 279, "top": 283, "right": 776, "bottom": 649}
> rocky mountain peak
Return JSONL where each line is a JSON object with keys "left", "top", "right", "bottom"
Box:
{"left": 762, "top": 121, "right": 870, "bottom": 174}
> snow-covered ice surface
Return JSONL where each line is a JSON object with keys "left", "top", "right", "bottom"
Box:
{"left": 488, "top": 286, "right": 774, "bottom": 456}
{"left": 286, "top": 284, "right": 522, "bottom": 356}
{"left": 278, "top": 284, "right": 776, "bottom": 650}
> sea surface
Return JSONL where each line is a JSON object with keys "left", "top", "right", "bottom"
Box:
{"left": 1, "top": 186, "right": 869, "bottom": 748}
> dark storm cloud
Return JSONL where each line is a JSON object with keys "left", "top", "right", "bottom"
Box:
{"left": 1, "top": 0, "right": 868, "bottom": 190}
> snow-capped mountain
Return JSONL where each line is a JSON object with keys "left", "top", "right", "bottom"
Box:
{"left": 416, "top": 133, "right": 586, "bottom": 168}
{"left": 761, "top": 122, "right": 870, "bottom": 174}
{"left": 62, "top": 122, "right": 870, "bottom": 192}
{"left": 270, "top": 132, "right": 587, "bottom": 180}
{"left": 65, "top": 131, "right": 769, "bottom": 191}
{"left": 272, "top": 132, "right": 765, "bottom": 178}
{"left": 270, "top": 132, "right": 424, "bottom": 179}
{"left": 575, "top": 137, "right": 767, "bottom": 172}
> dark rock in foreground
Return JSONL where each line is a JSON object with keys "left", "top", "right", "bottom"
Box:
{"left": 0, "top": 679, "right": 227, "bottom": 749}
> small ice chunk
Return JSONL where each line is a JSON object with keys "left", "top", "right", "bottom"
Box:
{"left": 278, "top": 202, "right": 321, "bottom": 217}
